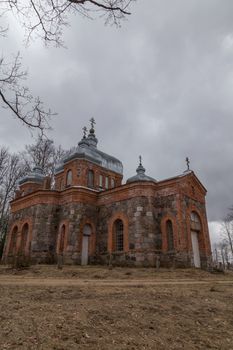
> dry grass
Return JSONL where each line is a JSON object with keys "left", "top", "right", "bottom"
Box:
{"left": 0, "top": 265, "right": 232, "bottom": 350}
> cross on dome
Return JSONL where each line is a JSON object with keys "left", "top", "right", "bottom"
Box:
{"left": 90, "top": 117, "right": 96, "bottom": 129}
{"left": 186, "top": 156, "right": 190, "bottom": 171}
{"left": 82, "top": 126, "right": 87, "bottom": 138}
{"left": 139, "top": 155, "right": 142, "bottom": 166}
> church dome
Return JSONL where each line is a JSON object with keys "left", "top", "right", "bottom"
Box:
{"left": 55, "top": 120, "right": 123, "bottom": 175}
{"left": 126, "top": 157, "right": 156, "bottom": 184}
{"left": 18, "top": 166, "right": 45, "bottom": 185}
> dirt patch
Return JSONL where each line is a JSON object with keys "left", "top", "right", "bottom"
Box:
{"left": 0, "top": 265, "right": 232, "bottom": 349}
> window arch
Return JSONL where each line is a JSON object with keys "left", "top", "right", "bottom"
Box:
{"left": 88, "top": 170, "right": 94, "bottom": 188}
{"left": 9, "top": 226, "right": 18, "bottom": 255}
{"left": 114, "top": 219, "right": 124, "bottom": 251}
{"left": 190, "top": 211, "right": 201, "bottom": 231}
{"left": 108, "top": 213, "right": 129, "bottom": 253}
{"left": 83, "top": 224, "right": 92, "bottom": 236}
{"left": 19, "top": 223, "right": 29, "bottom": 255}
{"left": 79, "top": 221, "right": 96, "bottom": 258}
{"left": 166, "top": 220, "right": 174, "bottom": 251}
{"left": 66, "top": 170, "right": 72, "bottom": 186}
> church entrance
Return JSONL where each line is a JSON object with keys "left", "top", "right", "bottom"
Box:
{"left": 190, "top": 211, "right": 202, "bottom": 268}
{"left": 81, "top": 224, "right": 92, "bottom": 265}
{"left": 191, "top": 231, "right": 201, "bottom": 268}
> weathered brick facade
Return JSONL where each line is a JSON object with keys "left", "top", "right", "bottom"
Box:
{"left": 3, "top": 124, "right": 212, "bottom": 268}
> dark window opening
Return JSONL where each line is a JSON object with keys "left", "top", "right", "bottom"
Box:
{"left": 115, "top": 219, "right": 124, "bottom": 251}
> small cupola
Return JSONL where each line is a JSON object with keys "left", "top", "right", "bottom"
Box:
{"left": 126, "top": 156, "right": 156, "bottom": 184}
{"left": 18, "top": 166, "right": 45, "bottom": 186}
{"left": 17, "top": 166, "right": 46, "bottom": 196}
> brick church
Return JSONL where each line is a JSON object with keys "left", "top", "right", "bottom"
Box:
{"left": 3, "top": 120, "right": 212, "bottom": 268}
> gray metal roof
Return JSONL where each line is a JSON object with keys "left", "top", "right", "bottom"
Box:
{"left": 126, "top": 161, "right": 156, "bottom": 184}
{"left": 18, "top": 166, "right": 45, "bottom": 185}
{"left": 55, "top": 128, "right": 123, "bottom": 175}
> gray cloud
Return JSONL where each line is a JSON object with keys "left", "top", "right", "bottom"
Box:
{"left": 1, "top": 0, "right": 233, "bottom": 223}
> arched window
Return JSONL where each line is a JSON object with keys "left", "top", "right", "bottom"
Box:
{"left": 9, "top": 226, "right": 18, "bottom": 255}
{"left": 99, "top": 174, "right": 103, "bottom": 189}
{"left": 83, "top": 224, "right": 92, "bottom": 236}
{"left": 166, "top": 220, "right": 174, "bottom": 251}
{"left": 58, "top": 225, "right": 66, "bottom": 254}
{"left": 66, "top": 170, "right": 72, "bottom": 186}
{"left": 19, "top": 223, "right": 29, "bottom": 255}
{"left": 88, "top": 170, "right": 94, "bottom": 188}
{"left": 190, "top": 211, "right": 201, "bottom": 231}
{"left": 114, "top": 219, "right": 124, "bottom": 251}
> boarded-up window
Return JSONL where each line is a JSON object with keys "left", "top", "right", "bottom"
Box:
{"left": 190, "top": 212, "right": 201, "bottom": 231}
{"left": 66, "top": 170, "right": 72, "bottom": 186}
{"left": 88, "top": 170, "right": 94, "bottom": 188}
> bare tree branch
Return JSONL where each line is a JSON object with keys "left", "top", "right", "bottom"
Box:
{"left": 0, "top": 53, "right": 55, "bottom": 134}
{"left": 0, "top": 0, "right": 135, "bottom": 132}
{"left": 3, "top": 0, "right": 134, "bottom": 45}
{"left": 23, "top": 135, "right": 66, "bottom": 176}
{"left": 0, "top": 149, "right": 27, "bottom": 242}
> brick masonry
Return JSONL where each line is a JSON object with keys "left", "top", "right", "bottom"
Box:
{"left": 3, "top": 167, "right": 212, "bottom": 269}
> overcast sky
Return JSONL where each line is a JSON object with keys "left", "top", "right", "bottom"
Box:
{"left": 1, "top": 0, "right": 233, "bottom": 242}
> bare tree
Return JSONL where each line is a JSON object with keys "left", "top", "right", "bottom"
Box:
{"left": 22, "top": 135, "right": 66, "bottom": 176}
{"left": 4, "top": 0, "right": 134, "bottom": 46}
{"left": 0, "top": 147, "right": 8, "bottom": 185}
{"left": 221, "top": 216, "right": 233, "bottom": 259}
{"left": 216, "top": 208, "right": 233, "bottom": 268}
{"left": 0, "top": 0, "right": 134, "bottom": 132}
{"left": 0, "top": 6, "right": 53, "bottom": 134}
{"left": 0, "top": 53, "right": 54, "bottom": 134}
{"left": 0, "top": 148, "right": 27, "bottom": 255}
{"left": 212, "top": 243, "right": 219, "bottom": 265}
{"left": 0, "top": 139, "right": 66, "bottom": 256}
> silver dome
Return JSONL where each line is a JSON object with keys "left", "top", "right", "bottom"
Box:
{"left": 55, "top": 127, "right": 123, "bottom": 175}
{"left": 18, "top": 166, "right": 45, "bottom": 185}
{"left": 127, "top": 158, "right": 156, "bottom": 184}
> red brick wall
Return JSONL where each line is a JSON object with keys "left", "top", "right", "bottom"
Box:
{"left": 54, "top": 159, "right": 122, "bottom": 191}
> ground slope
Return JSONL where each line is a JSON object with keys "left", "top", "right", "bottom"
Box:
{"left": 0, "top": 266, "right": 232, "bottom": 350}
